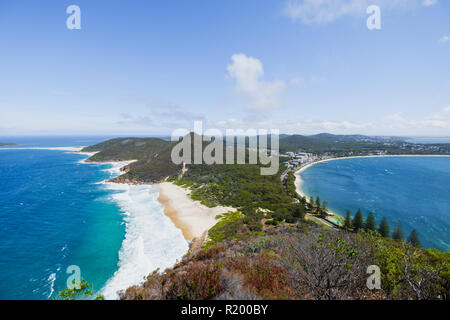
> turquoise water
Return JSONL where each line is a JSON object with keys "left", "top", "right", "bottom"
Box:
{"left": 300, "top": 157, "right": 450, "bottom": 251}
{"left": 0, "top": 137, "right": 188, "bottom": 299}
{"left": 0, "top": 149, "right": 124, "bottom": 299}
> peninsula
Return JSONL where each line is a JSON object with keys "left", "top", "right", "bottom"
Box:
{"left": 80, "top": 134, "right": 449, "bottom": 300}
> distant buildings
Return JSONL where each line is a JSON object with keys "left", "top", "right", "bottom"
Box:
{"left": 282, "top": 152, "right": 314, "bottom": 167}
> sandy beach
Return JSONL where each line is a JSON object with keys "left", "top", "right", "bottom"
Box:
{"left": 157, "top": 182, "right": 236, "bottom": 241}
{"left": 80, "top": 149, "right": 231, "bottom": 242}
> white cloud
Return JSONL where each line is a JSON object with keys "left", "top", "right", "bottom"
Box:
{"left": 290, "top": 76, "right": 305, "bottom": 86}
{"left": 439, "top": 35, "right": 450, "bottom": 43}
{"left": 383, "top": 108, "right": 450, "bottom": 129}
{"left": 384, "top": 112, "right": 408, "bottom": 122}
{"left": 227, "top": 54, "right": 285, "bottom": 109}
{"left": 283, "top": 0, "right": 430, "bottom": 24}
{"left": 214, "top": 116, "right": 374, "bottom": 134}
{"left": 422, "top": 0, "right": 437, "bottom": 6}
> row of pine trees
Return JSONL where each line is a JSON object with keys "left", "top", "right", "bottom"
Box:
{"left": 343, "top": 209, "right": 421, "bottom": 247}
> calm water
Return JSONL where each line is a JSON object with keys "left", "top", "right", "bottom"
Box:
{"left": 300, "top": 157, "right": 450, "bottom": 251}
{"left": 0, "top": 137, "right": 188, "bottom": 299}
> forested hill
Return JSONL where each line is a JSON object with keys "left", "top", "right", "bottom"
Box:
{"left": 278, "top": 133, "right": 450, "bottom": 155}
{"left": 82, "top": 137, "right": 171, "bottom": 161}
{"left": 0, "top": 142, "right": 16, "bottom": 146}
{"left": 82, "top": 137, "right": 179, "bottom": 183}
{"left": 80, "top": 136, "right": 449, "bottom": 300}
{"left": 83, "top": 134, "right": 280, "bottom": 184}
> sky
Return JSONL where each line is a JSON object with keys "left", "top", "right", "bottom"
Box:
{"left": 0, "top": 0, "right": 449, "bottom": 136}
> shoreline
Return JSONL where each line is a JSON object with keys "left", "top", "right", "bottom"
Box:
{"left": 78, "top": 154, "right": 191, "bottom": 299}
{"left": 157, "top": 182, "right": 236, "bottom": 241}
{"left": 294, "top": 154, "right": 450, "bottom": 218}
{"left": 0, "top": 146, "right": 87, "bottom": 152}
{"left": 81, "top": 151, "right": 235, "bottom": 242}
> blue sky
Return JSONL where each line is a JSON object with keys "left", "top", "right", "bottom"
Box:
{"left": 0, "top": 0, "right": 449, "bottom": 136}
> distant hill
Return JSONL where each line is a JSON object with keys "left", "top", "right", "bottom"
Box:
{"left": 278, "top": 134, "right": 382, "bottom": 153}
{"left": 84, "top": 133, "right": 277, "bottom": 183}
{"left": 116, "top": 143, "right": 182, "bottom": 183}
{"left": 83, "top": 137, "right": 181, "bottom": 183}
{"left": 277, "top": 133, "right": 448, "bottom": 155}
{"left": 84, "top": 133, "right": 450, "bottom": 183}
{"left": 0, "top": 142, "right": 16, "bottom": 147}
{"left": 83, "top": 137, "right": 171, "bottom": 162}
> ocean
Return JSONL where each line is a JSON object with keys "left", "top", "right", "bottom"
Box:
{"left": 299, "top": 156, "right": 450, "bottom": 251}
{"left": 0, "top": 137, "right": 188, "bottom": 300}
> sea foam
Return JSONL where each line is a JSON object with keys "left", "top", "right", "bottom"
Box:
{"left": 99, "top": 182, "right": 189, "bottom": 299}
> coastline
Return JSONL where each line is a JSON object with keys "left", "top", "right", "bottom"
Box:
{"left": 157, "top": 182, "right": 236, "bottom": 241}
{"left": 78, "top": 154, "right": 190, "bottom": 299}
{"left": 81, "top": 156, "right": 235, "bottom": 297}
{"left": 80, "top": 149, "right": 235, "bottom": 242}
{"left": 294, "top": 154, "right": 450, "bottom": 217}
{"left": 0, "top": 146, "right": 87, "bottom": 152}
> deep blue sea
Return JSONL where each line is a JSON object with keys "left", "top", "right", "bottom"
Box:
{"left": 299, "top": 157, "right": 450, "bottom": 251}
{"left": 0, "top": 137, "right": 188, "bottom": 300}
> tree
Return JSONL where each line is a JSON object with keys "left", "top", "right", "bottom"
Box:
{"left": 300, "top": 196, "right": 307, "bottom": 207}
{"left": 378, "top": 217, "right": 390, "bottom": 237}
{"left": 282, "top": 230, "right": 371, "bottom": 300}
{"left": 322, "top": 200, "right": 328, "bottom": 211}
{"left": 315, "top": 196, "right": 321, "bottom": 210}
{"left": 293, "top": 204, "right": 305, "bottom": 221}
{"left": 407, "top": 230, "right": 421, "bottom": 248}
{"left": 344, "top": 210, "right": 352, "bottom": 230}
{"left": 392, "top": 221, "right": 404, "bottom": 241}
{"left": 58, "top": 278, "right": 94, "bottom": 300}
{"left": 365, "top": 212, "right": 376, "bottom": 232}
{"left": 352, "top": 209, "right": 364, "bottom": 232}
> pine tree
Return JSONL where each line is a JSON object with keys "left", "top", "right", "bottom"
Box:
{"left": 392, "top": 221, "right": 404, "bottom": 241}
{"left": 315, "top": 196, "right": 321, "bottom": 210}
{"left": 407, "top": 229, "right": 421, "bottom": 248}
{"left": 300, "top": 196, "right": 307, "bottom": 206}
{"left": 293, "top": 204, "right": 305, "bottom": 221}
{"left": 365, "top": 212, "right": 376, "bottom": 232}
{"left": 378, "top": 217, "right": 390, "bottom": 237}
{"left": 344, "top": 210, "right": 352, "bottom": 230}
{"left": 352, "top": 209, "right": 364, "bottom": 232}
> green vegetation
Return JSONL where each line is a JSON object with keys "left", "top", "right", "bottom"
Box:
{"left": 57, "top": 278, "right": 105, "bottom": 300}
{"left": 0, "top": 142, "right": 15, "bottom": 147}
{"left": 119, "top": 145, "right": 182, "bottom": 183}
{"left": 175, "top": 162, "right": 301, "bottom": 226}
{"left": 83, "top": 135, "right": 447, "bottom": 300}
{"left": 83, "top": 137, "right": 170, "bottom": 162}
{"left": 344, "top": 210, "right": 352, "bottom": 230}
{"left": 120, "top": 224, "right": 449, "bottom": 300}
{"left": 83, "top": 137, "right": 181, "bottom": 183}
{"left": 408, "top": 229, "right": 421, "bottom": 248}
{"left": 352, "top": 209, "right": 364, "bottom": 231}
{"left": 392, "top": 221, "right": 405, "bottom": 241}
{"left": 365, "top": 212, "right": 376, "bottom": 232}
{"left": 378, "top": 217, "right": 390, "bottom": 237}
{"left": 58, "top": 279, "right": 94, "bottom": 300}
{"left": 204, "top": 211, "right": 245, "bottom": 249}
{"left": 279, "top": 133, "right": 450, "bottom": 155}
